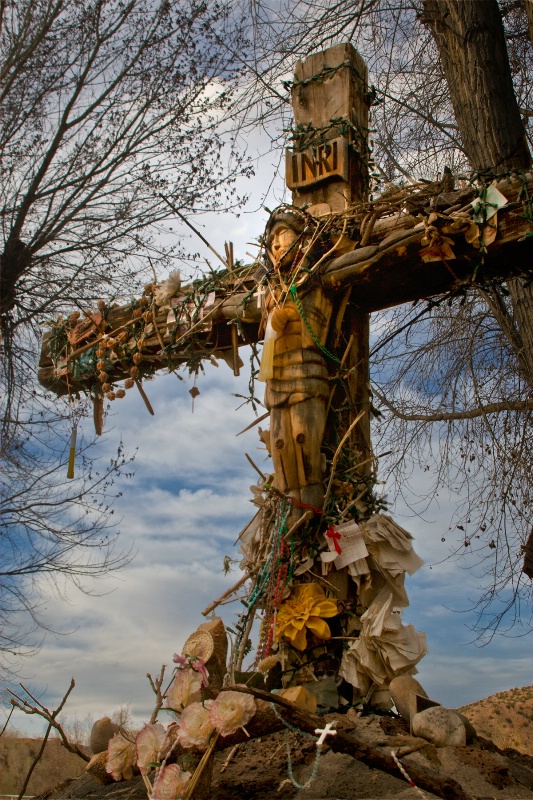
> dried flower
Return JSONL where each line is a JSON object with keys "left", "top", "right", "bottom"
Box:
{"left": 135, "top": 723, "right": 166, "bottom": 775}
{"left": 173, "top": 653, "right": 209, "bottom": 687}
{"left": 115, "top": 389, "right": 126, "bottom": 399}
{"left": 256, "top": 655, "right": 280, "bottom": 673}
{"left": 276, "top": 582, "right": 338, "bottom": 651}
{"left": 107, "top": 391, "right": 116, "bottom": 401}
{"left": 166, "top": 668, "right": 203, "bottom": 711}
{"left": 154, "top": 271, "right": 181, "bottom": 307}
{"left": 209, "top": 690, "right": 256, "bottom": 737}
{"left": 177, "top": 701, "right": 214, "bottom": 749}
{"left": 130, "top": 366, "right": 139, "bottom": 378}
{"left": 106, "top": 732, "right": 136, "bottom": 781}
{"left": 151, "top": 764, "right": 191, "bottom": 800}
{"left": 125, "top": 378, "right": 135, "bottom": 389}
{"left": 133, "top": 352, "right": 143, "bottom": 364}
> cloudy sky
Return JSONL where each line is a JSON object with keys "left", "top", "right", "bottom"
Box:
{"left": 4, "top": 134, "right": 532, "bottom": 740}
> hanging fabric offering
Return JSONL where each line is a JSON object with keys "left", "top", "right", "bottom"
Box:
{"left": 321, "top": 519, "right": 369, "bottom": 571}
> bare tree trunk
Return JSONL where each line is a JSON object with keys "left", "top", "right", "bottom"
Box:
{"left": 509, "top": 278, "right": 533, "bottom": 385}
{"left": 523, "top": 0, "right": 533, "bottom": 48}
{"left": 422, "top": 0, "right": 533, "bottom": 391}
{"left": 421, "top": 0, "right": 531, "bottom": 171}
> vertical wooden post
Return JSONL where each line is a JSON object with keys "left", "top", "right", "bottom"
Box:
{"left": 287, "top": 42, "right": 369, "bottom": 212}
{"left": 287, "top": 42, "right": 372, "bottom": 483}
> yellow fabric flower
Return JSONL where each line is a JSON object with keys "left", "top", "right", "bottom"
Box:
{"left": 276, "top": 583, "right": 338, "bottom": 650}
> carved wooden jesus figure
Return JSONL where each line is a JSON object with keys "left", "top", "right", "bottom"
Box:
{"left": 259, "top": 210, "right": 334, "bottom": 518}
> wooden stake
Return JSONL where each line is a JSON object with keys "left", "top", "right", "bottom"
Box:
{"left": 135, "top": 379, "right": 155, "bottom": 415}
{"left": 66, "top": 424, "right": 77, "bottom": 479}
{"left": 322, "top": 410, "right": 365, "bottom": 511}
{"left": 245, "top": 452, "right": 266, "bottom": 480}
{"left": 231, "top": 323, "right": 240, "bottom": 377}
{"left": 181, "top": 732, "right": 220, "bottom": 800}
{"left": 202, "top": 574, "right": 249, "bottom": 617}
{"left": 161, "top": 196, "right": 228, "bottom": 268}
{"left": 236, "top": 410, "right": 270, "bottom": 436}
{"left": 219, "top": 743, "right": 240, "bottom": 773}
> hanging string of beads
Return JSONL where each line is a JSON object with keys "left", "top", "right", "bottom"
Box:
{"left": 233, "top": 497, "right": 291, "bottom": 665}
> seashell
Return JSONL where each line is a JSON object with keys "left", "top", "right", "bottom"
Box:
{"left": 182, "top": 630, "right": 214, "bottom": 663}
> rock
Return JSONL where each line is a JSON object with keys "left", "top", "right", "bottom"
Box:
{"left": 85, "top": 750, "right": 114, "bottom": 784}
{"left": 371, "top": 689, "right": 393, "bottom": 712}
{"left": 302, "top": 676, "right": 339, "bottom": 708}
{"left": 453, "top": 710, "right": 477, "bottom": 743}
{"left": 389, "top": 674, "right": 429, "bottom": 722}
{"left": 412, "top": 707, "right": 467, "bottom": 747}
{"left": 278, "top": 685, "right": 318, "bottom": 713}
{"left": 90, "top": 717, "right": 120, "bottom": 755}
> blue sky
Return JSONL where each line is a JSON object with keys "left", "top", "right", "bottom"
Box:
{"left": 6, "top": 341, "right": 531, "bottom": 736}
{"left": 3, "top": 131, "right": 532, "bottom": 738}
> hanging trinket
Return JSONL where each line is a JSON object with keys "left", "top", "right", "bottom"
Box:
{"left": 66, "top": 423, "right": 77, "bottom": 479}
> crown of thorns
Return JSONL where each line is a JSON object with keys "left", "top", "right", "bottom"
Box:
{"left": 263, "top": 208, "right": 309, "bottom": 241}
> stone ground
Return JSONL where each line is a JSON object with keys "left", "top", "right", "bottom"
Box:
{"left": 35, "top": 713, "right": 533, "bottom": 800}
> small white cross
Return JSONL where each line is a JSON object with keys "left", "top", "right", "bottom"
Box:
{"left": 254, "top": 283, "right": 267, "bottom": 308}
{"left": 314, "top": 720, "right": 337, "bottom": 747}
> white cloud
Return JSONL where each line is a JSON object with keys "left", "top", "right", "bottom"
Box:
{"left": 5, "top": 135, "right": 530, "bottom": 739}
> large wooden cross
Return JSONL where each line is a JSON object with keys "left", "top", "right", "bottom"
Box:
{"left": 38, "top": 44, "right": 533, "bottom": 708}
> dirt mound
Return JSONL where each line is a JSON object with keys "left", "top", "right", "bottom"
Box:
{"left": 460, "top": 684, "right": 533, "bottom": 755}
{"left": 35, "top": 712, "right": 533, "bottom": 800}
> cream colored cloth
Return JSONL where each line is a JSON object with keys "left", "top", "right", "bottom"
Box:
{"left": 340, "top": 587, "right": 427, "bottom": 691}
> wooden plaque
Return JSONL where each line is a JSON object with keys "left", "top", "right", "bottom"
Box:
{"left": 285, "top": 137, "right": 349, "bottom": 189}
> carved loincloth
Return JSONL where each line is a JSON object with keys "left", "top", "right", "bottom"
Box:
{"left": 265, "top": 349, "right": 329, "bottom": 408}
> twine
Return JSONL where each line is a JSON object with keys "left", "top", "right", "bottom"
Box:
{"left": 390, "top": 749, "right": 428, "bottom": 799}
{"left": 269, "top": 703, "right": 323, "bottom": 790}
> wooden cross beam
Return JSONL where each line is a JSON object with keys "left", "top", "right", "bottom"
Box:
{"left": 38, "top": 177, "right": 533, "bottom": 395}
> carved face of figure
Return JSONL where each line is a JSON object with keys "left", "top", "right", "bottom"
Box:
{"left": 268, "top": 222, "right": 299, "bottom": 268}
